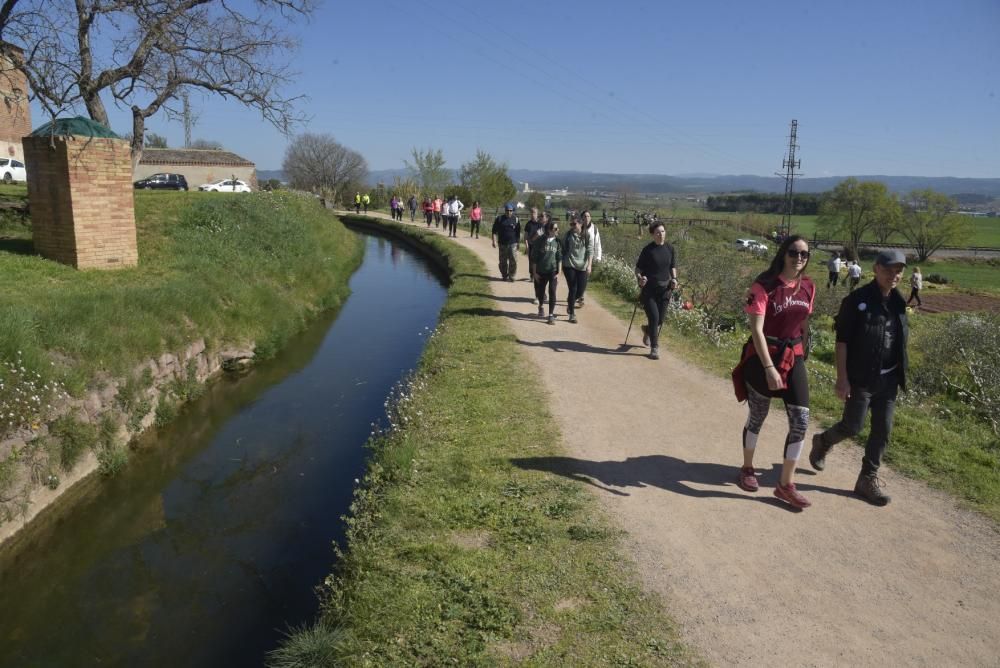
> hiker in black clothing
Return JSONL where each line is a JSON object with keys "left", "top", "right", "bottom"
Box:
{"left": 531, "top": 220, "right": 563, "bottom": 323}
{"left": 491, "top": 203, "right": 521, "bottom": 281}
{"left": 524, "top": 208, "right": 545, "bottom": 298}
{"left": 634, "top": 221, "right": 677, "bottom": 360}
{"left": 809, "top": 250, "right": 909, "bottom": 506}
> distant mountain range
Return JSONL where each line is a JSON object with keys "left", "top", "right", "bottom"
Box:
{"left": 257, "top": 169, "right": 1000, "bottom": 198}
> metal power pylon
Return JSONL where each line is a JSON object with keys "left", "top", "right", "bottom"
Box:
{"left": 776, "top": 120, "right": 802, "bottom": 236}
{"left": 183, "top": 92, "right": 193, "bottom": 148}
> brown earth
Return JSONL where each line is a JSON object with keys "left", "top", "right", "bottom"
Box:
{"left": 917, "top": 291, "right": 1000, "bottom": 314}
{"left": 367, "top": 212, "right": 1000, "bottom": 666}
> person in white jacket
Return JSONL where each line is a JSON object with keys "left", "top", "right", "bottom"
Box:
{"left": 576, "top": 210, "right": 602, "bottom": 307}
{"left": 446, "top": 195, "right": 464, "bottom": 237}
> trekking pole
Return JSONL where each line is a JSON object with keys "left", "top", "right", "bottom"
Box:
{"left": 623, "top": 300, "right": 640, "bottom": 346}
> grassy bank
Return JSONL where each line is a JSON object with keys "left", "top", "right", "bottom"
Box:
{"left": 1, "top": 191, "right": 363, "bottom": 516}
{"left": 271, "top": 216, "right": 699, "bottom": 667}
{"left": 591, "top": 224, "right": 1000, "bottom": 522}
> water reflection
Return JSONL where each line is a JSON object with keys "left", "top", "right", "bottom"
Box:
{"left": 0, "top": 233, "right": 447, "bottom": 667}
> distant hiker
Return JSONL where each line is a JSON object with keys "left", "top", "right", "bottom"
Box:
{"left": 433, "top": 195, "right": 443, "bottom": 227}
{"left": 634, "top": 221, "right": 677, "bottom": 361}
{"left": 847, "top": 260, "right": 863, "bottom": 290}
{"left": 907, "top": 266, "right": 922, "bottom": 307}
{"left": 524, "top": 208, "right": 545, "bottom": 299}
{"left": 531, "top": 219, "right": 563, "bottom": 324}
{"left": 809, "top": 250, "right": 909, "bottom": 506}
{"left": 826, "top": 252, "right": 842, "bottom": 289}
{"left": 491, "top": 203, "right": 521, "bottom": 281}
{"left": 469, "top": 201, "right": 482, "bottom": 238}
{"left": 575, "top": 210, "right": 602, "bottom": 308}
{"left": 408, "top": 194, "right": 418, "bottom": 222}
{"left": 354, "top": 192, "right": 361, "bottom": 214}
{"left": 389, "top": 195, "right": 400, "bottom": 221}
{"left": 422, "top": 196, "right": 434, "bottom": 226}
{"left": 731, "top": 235, "right": 815, "bottom": 509}
{"left": 561, "top": 216, "right": 592, "bottom": 324}
{"left": 447, "top": 194, "right": 463, "bottom": 237}
{"left": 362, "top": 192, "right": 370, "bottom": 213}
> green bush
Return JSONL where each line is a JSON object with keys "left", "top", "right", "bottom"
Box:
{"left": 49, "top": 415, "right": 99, "bottom": 471}
{"left": 927, "top": 273, "right": 950, "bottom": 284}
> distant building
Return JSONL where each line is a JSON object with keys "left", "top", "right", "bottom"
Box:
{"left": 135, "top": 148, "right": 257, "bottom": 189}
{"left": 0, "top": 44, "right": 31, "bottom": 162}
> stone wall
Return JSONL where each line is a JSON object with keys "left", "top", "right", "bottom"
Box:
{"left": 23, "top": 134, "right": 138, "bottom": 269}
{"left": 133, "top": 164, "right": 258, "bottom": 190}
{"left": 0, "top": 59, "right": 30, "bottom": 162}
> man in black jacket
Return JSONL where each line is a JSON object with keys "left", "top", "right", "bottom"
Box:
{"left": 492, "top": 203, "right": 521, "bottom": 281}
{"left": 809, "top": 250, "right": 909, "bottom": 506}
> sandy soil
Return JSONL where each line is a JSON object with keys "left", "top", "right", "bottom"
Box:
{"left": 375, "top": 213, "right": 1000, "bottom": 666}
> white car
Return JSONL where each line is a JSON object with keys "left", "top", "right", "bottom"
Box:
{"left": 748, "top": 241, "right": 769, "bottom": 253}
{"left": 734, "top": 238, "right": 754, "bottom": 249}
{"left": 0, "top": 158, "right": 27, "bottom": 184}
{"left": 198, "top": 179, "right": 251, "bottom": 193}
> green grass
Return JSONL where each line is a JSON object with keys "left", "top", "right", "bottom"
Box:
{"left": 918, "top": 257, "right": 1000, "bottom": 294}
{"left": 271, "top": 216, "right": 701, "bottom": 667}
{"left": 0, "top": 190, "right": 363, "bottom": 396}
{"left": 587, "top": 279, "right": 1000, "bottom": 524}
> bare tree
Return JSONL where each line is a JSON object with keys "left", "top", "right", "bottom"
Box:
{"left": 282, "top": 133, "right": 368, "bottom": 205}
{"left": 188, "top": 138, "right": 224, "bottom": 150}
{"left": 5, "top": 0, "right": 312, "bottom": 165}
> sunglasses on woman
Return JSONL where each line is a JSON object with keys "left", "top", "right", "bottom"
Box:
{"left": 787, "top": 249, "right": 810, "bottom": 259}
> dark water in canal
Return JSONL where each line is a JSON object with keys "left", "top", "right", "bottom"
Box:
{"left": 0, "top": 233, "right": 448, "bottom": 667}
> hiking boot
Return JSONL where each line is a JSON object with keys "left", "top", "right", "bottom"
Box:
{"left": 537, "top": 306, "right": 545, "bottom": 317}
{"left": 774, "top": 482, "right": 811, "bottom": 509}
{"left": 854, "top": 472, "right": 891, "bottom": 506}
{"left": 737, "top": 466, "right": 759, "bottom": 492}
{"left": 641, "top": 324, "right": 650, "bottom": 347}
{"left": 569, "top": 313, "right": 578, "bottom": 323}
{"left": 809, "top": 433, "right": 831, "bottom": 471}
{"left": 576, "top": 298, "right": 585, "bottom": 308}
{"left": 649, "top": 347, "right": 659, "bottom": 360}
{"left": 547, "top": 314, "right": 555, "bottom": 325}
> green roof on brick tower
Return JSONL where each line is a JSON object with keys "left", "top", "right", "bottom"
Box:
{"left": 30, "top": 116, "right": 120, "bottom": 139}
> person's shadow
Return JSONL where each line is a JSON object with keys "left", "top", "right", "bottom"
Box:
{"left": 516, "top": 338, "right": 640, "bottom": 356}
{"left": 511, "top": 454, "right": 835, "bottom": 511}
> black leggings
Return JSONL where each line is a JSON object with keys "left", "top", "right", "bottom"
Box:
{"left": 470, "top": 219, "right": 480, "bottom": 236}
{"left": 743, "top": 353, "right": 809, "bottom": 406}
{"left": 534, "top": 272, "right": 558, "bottom": 314}
{"left": 425, "top": 211, "right": 433, "bottom": 226}
{"left": 576, "top": 268, "right": 589, "bottom": 300}
{"left": 563, "top": 267, "right": 586, "bottom": 314}
{"left": 640, "top": 286, "right": 670, "bottom": 349}
{"left": 447, "top": 215, "right": 457, "bottom": 236}
{"left": 742, "top": 354, "right": 810, "bottom": 460}
{"left": 907, "top": 288, "right": 921, "bottom": 306}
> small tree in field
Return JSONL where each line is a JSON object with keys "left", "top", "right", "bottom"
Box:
{"left": 283, "top": 133, "right": 367, "bottom": 204}
{"left": 898, "top": 189, "right": 972, "bottom": 261}
{"left": 525, "top": 191, "right": 547, "bottom": 211}
{"left": 406, "top": 147, "right": 450, "bottom": 196}
{"left": 458, "top": 149, "right": 516, "bottom": 208}
{"left": 817, "top": 178, "right": 899, "bottom": 255}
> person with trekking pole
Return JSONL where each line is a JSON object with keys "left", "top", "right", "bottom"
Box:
{"left": 808, "top": 250, "right": 909, "bottom": 506}
{"left": 730, "top": 235, "right": 815, "bottom": 509}
{"left": 634, "top": 220, "right": 677, "bottom": 361}
{"left": 531, "top": 219, "right": 563, "bottom": 324}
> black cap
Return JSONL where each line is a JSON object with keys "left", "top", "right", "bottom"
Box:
{"left": 875, "top": 249, "right": 907, "bottom": 266}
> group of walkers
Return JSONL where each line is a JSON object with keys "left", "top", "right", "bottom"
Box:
{"left": 827, "top": 251, "right": 923, "bottom": 308}
{"left": 389, "top": 195, "right": 418, "bottom": 222}
{"left": 417, "top": 195, "right": 469, "bottom": 238}
{"left": 733, "top": 237, "right": 910, "bottom": 509}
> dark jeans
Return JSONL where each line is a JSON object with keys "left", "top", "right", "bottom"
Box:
{"left": 640, "top": 285, "right": 671, "bottom": 349}
{"left": 563, "top": 267, "right": 586, "bottom": 314}
{"left": 447, "top": 215, "right": 458, "bottom": 236}
{"left": 534, "top": 272, "right": 558, "bottom": 314}
{"left": 576, "top": 268, "right": 590, "bottom": 300}
{"left": 819, "top": 372, "right": 899, "bottom": 474}
{"left": 409, "top": 208, "right": 416, "bottom": 221}
{"left": 907, "top": 288, "right": 922, "bottom": 306}
{"left": 470, "top": 220, "right": 480, "bottom": 236}
{"left": 499, "top": 244, "right": 518, "bottom": 279}
{"left": 425, "top": 211, "right": 433, "bottom": 226}
{"left": 827, "top": 271, "right": 839, "bottom": 288}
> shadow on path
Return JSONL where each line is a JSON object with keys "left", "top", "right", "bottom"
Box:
{"left": 516, "top": 338, "right": 643, "bottom": 356}
{"left": 511, "top": 454, "right": 844, "bottom": 511}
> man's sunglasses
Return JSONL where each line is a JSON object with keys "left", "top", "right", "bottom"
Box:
{"left": 787, "top": 249, "right": 810, "bottom": 260}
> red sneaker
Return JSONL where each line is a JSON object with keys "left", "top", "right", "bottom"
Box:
{"left": 774, "top": 482, "right": 811, "bottom": 509}
{"left": 737, "top": 466, "right": 759, "bottom": 492}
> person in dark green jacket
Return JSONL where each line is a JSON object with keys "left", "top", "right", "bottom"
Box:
{"left": 561, "top": 217, "right": 592, "bottom": 323}
{"left": 531, "top": 219, "right": 563, "bottom": 323}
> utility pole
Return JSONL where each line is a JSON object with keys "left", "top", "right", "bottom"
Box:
{"left": 776, "top": 119, "right": 802, "bottom": 237}
{"left": 183, "top": 92, "right": 193, "bottom": 148}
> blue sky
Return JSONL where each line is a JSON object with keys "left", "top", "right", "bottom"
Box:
{"left": 33, "top": 0, "right": 1000, "bottom": 177}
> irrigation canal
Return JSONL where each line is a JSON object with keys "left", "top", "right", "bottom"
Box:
{"left": 0, "top": 231, "right": 448, "bottom": 666}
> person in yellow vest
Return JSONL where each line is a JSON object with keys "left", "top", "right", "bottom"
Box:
{"left": 362, "top": 193, "right": 370, "bottom": 213}
{"left": 354, "top": 192, "right": 361, "bottom": 214}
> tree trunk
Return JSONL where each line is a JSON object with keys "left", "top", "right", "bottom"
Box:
{"left": 130, "top": 110, "right": 145, "bottom": 171}
{"left": 82, "top": 90, "right": 110, "bottom": 127}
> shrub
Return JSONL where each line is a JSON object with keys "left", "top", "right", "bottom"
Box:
{"left": 926, "top": 273, "right": 950, "bottom": 285}
{"left": 0, "top": 351, "right": 69, "bottom": 440}
{"left": 49, "top": 415, "right": 99, "bottom": 471}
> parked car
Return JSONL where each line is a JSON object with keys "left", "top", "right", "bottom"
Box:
{"left": 198, "top": 179, "right": 251, "bottom": 193}
{"left": 734, "top": 238, "right": 754, "bottom": 249}
{"left": 748, "top": 241, "right": 769, "bottom": 254}
{"left": 133, "top": 173, "right": 188, "bottom": 190}
{"left": 0, "top": 158, "right": 27, "bottom": 184}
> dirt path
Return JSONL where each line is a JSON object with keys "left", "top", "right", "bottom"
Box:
{"left": 369, "top": 213, "right": 1000, "bottom": 666}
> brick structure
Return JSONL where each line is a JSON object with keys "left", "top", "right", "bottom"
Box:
{"left": 23, "top": 132, "right": 138, "bottom": 269}
{"left": 0, "top": 46, "right": 31, "bottom": 161}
